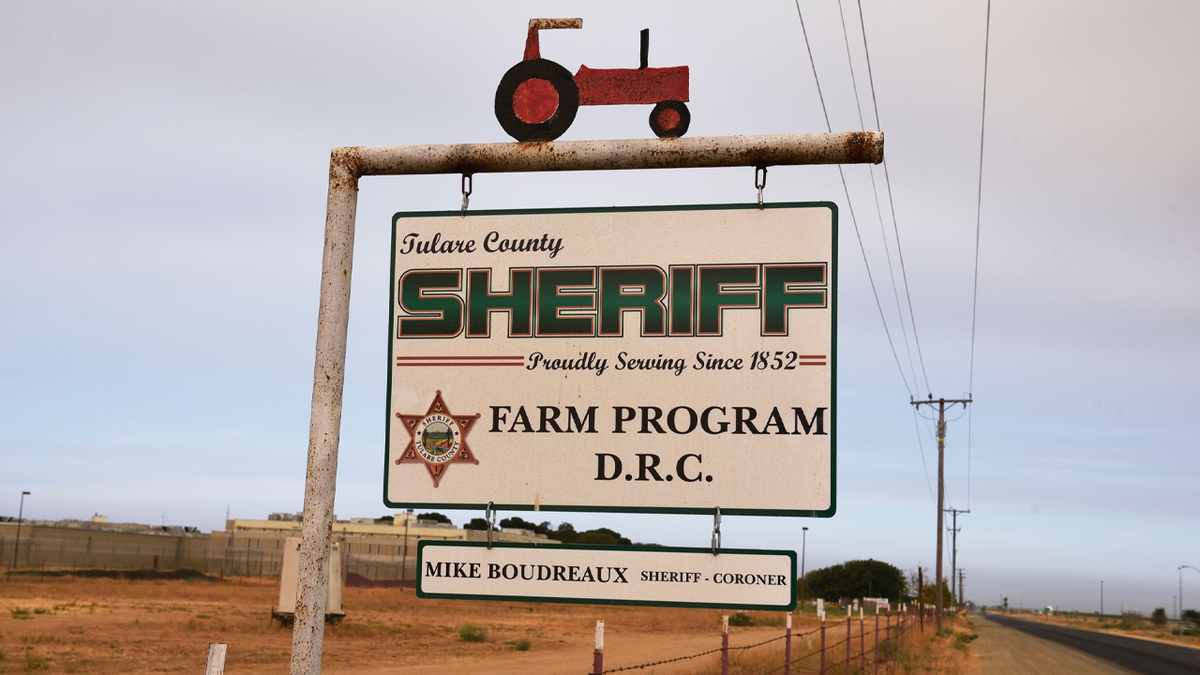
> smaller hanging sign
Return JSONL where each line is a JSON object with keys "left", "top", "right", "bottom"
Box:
{"left": 417, "top": 541, "right": 796, "bottom": 611}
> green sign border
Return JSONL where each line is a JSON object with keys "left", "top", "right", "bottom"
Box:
{"left": 385, "top": 202, "right": 837, "bottom": 518}
{"left": 416, "top": 540, "right": 798, "bottom": 611}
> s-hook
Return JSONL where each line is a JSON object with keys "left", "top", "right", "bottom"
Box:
{"left": 754, "top": 166, "right": 767, "bottom": 209}
{"left": 461, "top": 173, "right": 473, "bottom": 217}
{"left": 485, "top": 500, "right": 496, "bottom": 549}
{"left": 711, "top": 506, "right": 722, "bottom": 556}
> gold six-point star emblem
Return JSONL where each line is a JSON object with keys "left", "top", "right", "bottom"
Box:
{"left": 395, "top": 391, "right": 480, "bottom": 487}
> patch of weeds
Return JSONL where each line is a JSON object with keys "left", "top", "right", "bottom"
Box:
{"left": 506, "top": 639, "right": 532, "bottom": 651}
{"left": 953, "top": 632, "right": 978, "bottom": 654}
{"left": 458, "top": 624, "right": 488, "bottom": 643}
{"left": 9, "top": 608, "right": 32, "bottom": 620}
{"left": 728, "top": 612, "right": 756, "bottom": 627}
{"left": 194, "top": 614, "right": 212, "bottom": 620}
{"left": 31, "top": 609, "right": 49, "bottom": 616}
{"left": 64, "top": 664, "right": 78, "bottom": 674}
{"left": 22, "top": 648, "right": 48, "bottom": 672}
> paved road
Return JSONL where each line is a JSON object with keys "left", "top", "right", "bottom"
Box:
{"left": 979, "top": 613, "right": 1200, "bottom": 675}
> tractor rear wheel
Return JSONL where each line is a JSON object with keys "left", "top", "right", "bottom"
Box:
{"left": 649, "top": 100, "right": 690, "bottom": 138}
{"left": 495, "top": 59, "right": 579, "bottom": 142}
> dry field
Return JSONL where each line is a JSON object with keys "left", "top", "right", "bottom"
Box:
{"left": 0, "top": 574, "right": 969, "bottom": 675}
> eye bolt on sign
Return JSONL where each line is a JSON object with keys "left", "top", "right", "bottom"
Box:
{"left": 384, "top": 203, "right": 836, "bottom": 517}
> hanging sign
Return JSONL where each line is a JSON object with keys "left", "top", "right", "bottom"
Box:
{"left": 385, "top": 203, "right": 836, "bottom": 516}
{"left": 417, "top": 541, "right": 796, "bottom": 610}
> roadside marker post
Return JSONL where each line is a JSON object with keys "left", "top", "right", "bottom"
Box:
{"left": 204, "top": 644, "right": 226, "bottom": 675}
{"left": 593, "top": 619, "right": 604, "bottom": 675}
{"left": 292, "top": 132, "right": 883, "bottom": 675}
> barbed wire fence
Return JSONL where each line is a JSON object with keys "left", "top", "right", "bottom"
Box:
{"left": 588, "top": 607, "right": 921, "bottom": 675}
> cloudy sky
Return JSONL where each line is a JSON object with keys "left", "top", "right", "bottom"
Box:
{"left": 2, "top": 0, "right": 1197, "bottom": 615}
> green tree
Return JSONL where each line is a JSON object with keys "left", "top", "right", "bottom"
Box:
{"left": 918, "top": 578, "right": 954, "bottom": 606}
{"left": 417, "top": 512, "right": 451, "bottom": 525}
{"left": 574, "top": 528, "right": 632, "bottom": 546}
{"left": 463, "top": 517, "right": 489, "bottom": 531}
{"left": 499, "top": 517, "right": 552, "bottom": 535}
{"left": 802, "top": 560, "right": 907, "bottom": 601}
{"left": 1151, "top": 608, "right": 1168, "bottom": 626}
{"left": 549, "top": 522, "right": 578, "bottom": 543}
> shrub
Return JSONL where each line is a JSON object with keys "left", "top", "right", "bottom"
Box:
{"left": 508, "top": 639, "right": 532, "bottom": 651}
{"left": 9, "top": 608, "right": 31, "bottom": 620}
{"left": 458, "top": 624, "right": 487, "bottom": 642}
{"left": 728, "top": 612, "right": 755, "bottom": 627}
{"left": 1151, "top": 608, "right": 1167, "bottom": 627}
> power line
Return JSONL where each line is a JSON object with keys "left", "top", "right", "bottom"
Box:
{"left": 791, "top": 0, "right": 913, "bottom": 398}
{"left": 837, "top": 0, "right": 923, "bottom": 395}
{"left": 797, "top": 0, "right": 938, "bottom": 506}
{"left": 967, "top": 0, "right": 994, "bottom": 510}
{"left": 855, "top": 0, "right": 933, "bottom": 397}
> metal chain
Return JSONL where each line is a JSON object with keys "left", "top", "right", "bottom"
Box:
{"left": 711, "top": 506, "right": 721, "bottom": 556}
{"left": 460, "top": 173, "right": 473, "bottom": 217}
{"left": 485, "top": 501, "right": 495, "bottom": 549}
{"left": 754, "top": 166, "right": 768, "bottom": 209}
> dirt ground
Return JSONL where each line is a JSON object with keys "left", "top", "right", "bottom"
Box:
{"left": 0, "top": 575, "right": 969, "bottom": 675}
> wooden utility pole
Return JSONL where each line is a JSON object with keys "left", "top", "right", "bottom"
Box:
{"left": 945, "top": 507, "right": 969, "bottom": 610}
{"left": 958, "top": 569, "right": 966, "bottom": 610}
{"left": 911, "top": 396, "right": 971, "bottom": 632}
{"left": 918, "top": 567, "right": 924, "bottom": 632}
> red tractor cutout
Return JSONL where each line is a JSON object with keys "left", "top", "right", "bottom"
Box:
{"left": 495, "top": 18, "right": 691, "bottom": 142}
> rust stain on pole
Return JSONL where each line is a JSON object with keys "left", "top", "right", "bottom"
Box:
{"left": 342, "top": 133, "right": 882, "bottom": 177}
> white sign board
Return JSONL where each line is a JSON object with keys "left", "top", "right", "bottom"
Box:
{"left": 385, "top": 203, "right": 836, "bottom": 516}
{"left": 417, "top": 541, "right": 796, "bottom": 610}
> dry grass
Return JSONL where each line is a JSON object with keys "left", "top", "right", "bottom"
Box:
{"left": 0, "top": 576, "right": 970, "bottom": 675}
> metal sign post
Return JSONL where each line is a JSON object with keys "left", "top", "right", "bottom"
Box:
{"left": 291, "top": 132, "right": 882, "bottom": 675}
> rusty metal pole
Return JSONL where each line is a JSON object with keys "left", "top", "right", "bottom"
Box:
{"left": 784, "top": 613, "right": 792, "bottom": 675}
{"left": 721, "top": 615, "right": 729, "bottom": 675}
{"left": 820, "top": 615, "right": 826, "bottom": 675}
{"left": 860, "top": 609, "right": 865, "bottom": 672}
{"left": 593, "top": 619, "right": 604, "bottom": 675}
{"left": 874, "top": 609, "right": 879, "bottom": 675}
{"left": 290, "top": 132, "right": 884, "bottom": 675}
{"left": 845, "top": 614, "right": 851, "bottom": 675}
{"left": 885, "top": 611, "right": 891, "bottom": 665}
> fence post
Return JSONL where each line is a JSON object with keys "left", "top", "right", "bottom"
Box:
{"left": 859, "top": 608, "right": 865, "bottom": 672}
{"left": 592, "top": 619, "right": 604, "bottom": 675}
{"left": 205, "top": 643, "right": 227, "bottom": 675}
{"left": 820, "top": 613, "right": 826, "bottom": 675}
{"left": 874, "top": 607, "right": 879, "bottom": 675}
{"left": 845, "top": 614, "right": 851, "bottom": 675}
{"left": 885, "top": 611, "right": 891, "bottom": 665}
{"left": 784, "top": 613, "right": 792, "bottom": 675}
{"left": 721, "top": 615, "right": 729, "bottom": 675}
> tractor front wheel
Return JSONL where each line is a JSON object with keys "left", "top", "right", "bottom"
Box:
{"left": 495, "top": 59, "right": 579, "bottom": 142}
{"left": 649, "top": 101, "right": 690, "bottom": 138}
